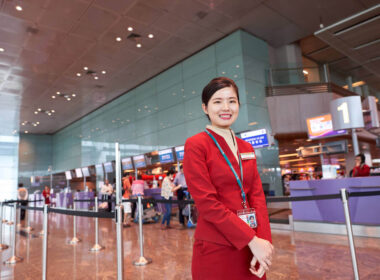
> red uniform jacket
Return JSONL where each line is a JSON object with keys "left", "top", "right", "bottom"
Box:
{"left": 352, "top": 164, "right": 370, "bottom": 177}
{"left": 183, "top": 129, "right": 272, "bottom": 250}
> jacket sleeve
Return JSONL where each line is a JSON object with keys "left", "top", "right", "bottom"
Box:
{"left": 183, "top": 138, "right": 255, "bottom": 250}
{"left": 246, "top": 148, "right": 272, "bottom": 243}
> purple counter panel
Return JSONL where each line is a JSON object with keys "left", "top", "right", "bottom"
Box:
{"left": 74, "top": 192, "right": 95, "bottom": 210}
{"left": 144, "top": 188, "right": 178, "bottom": 213}
{"left": 290, "top": 177, "right": 380, "bottom": 225}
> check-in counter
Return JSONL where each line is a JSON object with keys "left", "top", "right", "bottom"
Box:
{"left": 74, "top": 191, "right": 95, "bottom": 210}
{"left": 289, "top": 177, "right": 380, "bottom": 226}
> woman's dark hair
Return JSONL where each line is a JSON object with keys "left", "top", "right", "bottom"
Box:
{"left": 356, "top": 153, "right": 365, "bottom": 164}
{"left": 166, "top": 170, "right": 175, "bottom": 176}
{"left": 202, "top": 77, "right": 239, "bottom": 106}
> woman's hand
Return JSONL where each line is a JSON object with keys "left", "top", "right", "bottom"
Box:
{"left": 248, "top": 236, "right": 274, "bottom": 278}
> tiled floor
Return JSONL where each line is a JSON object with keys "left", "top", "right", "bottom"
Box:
{"left": 0, "top": 210, "right": 379, "bottom": 279}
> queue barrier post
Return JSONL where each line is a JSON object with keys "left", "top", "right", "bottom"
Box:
{"left": 24, "top": 204, "right": 34, "bottom": 233}
{"left": 69, "top": 202, "right": 81, "bottom": 245}
{"left": 116, "top": 204, "right": 124, "bottom": 280}
{"left": 340, "top": 189, "right": 360, "bottom": 280}
{"left": 133, "top": 195, "right": 152, "bottom": 266}
{"left": 17, "top": 202, "right": 21, "bottom": 228}
{"left": 42, "top": 204, "right": 48, "bottom": 280}
{"left": 0, "top": 202, "right": 9, "bottom": 250}
{"left": 1, "top": 202, "right": 8, "bottom": 224}
{"left": 90, "top": 197, "right": 104, "bottom": 252}
{"left": 6, "top": 203, "right": 14, "bottom": 225}
{"left": 4, "top": 203, "right": 23, "bottom": 264}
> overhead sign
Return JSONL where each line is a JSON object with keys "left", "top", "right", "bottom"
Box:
{"left": 306, "top": 114, "right": 347, "bottom": 139}
{"left": 81, "top": 167, "right": 90, "bottom": 177}
{"left": 95, "top": 164, "right": 103, "bottom": 176}
{"left": 133, "top": 155, "right": 146, "bottom": 168}
{"left": 240, "top": 129, "right": 269, "bottom": 148}
{"left": 158, "top": 149, "right": 174, "bottom": 164}
{"left": 175, "top": 146, "right": 184, "bottom": 161}
{"left": 75, "top": 168, "right": 83, "bottom": 178}
{"left": 121, "top": 157, "right": 133, "bottom": 170}
{"left": 330, "top": 96, "right": 364, "bottom": 130}
{"left": 65, "top": 171, "right": 72, "bottom": 180}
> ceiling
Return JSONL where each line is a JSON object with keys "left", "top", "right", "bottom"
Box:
{"left": 0, "top": 0, "right": 378, "bottom": 134}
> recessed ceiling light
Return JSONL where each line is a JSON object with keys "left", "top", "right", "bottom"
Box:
{"left": 38, "top": 108, "right": 41, "bottom": 111}
{"left": 72, "top": 93, "right": 76, "bottom": 97}
{"left": 127, "top": 27, "right": 133, "bottom": 31}
{"left": 34, "top": 111, "right": 38, "bottom": 114}
{"left": 116, "top": 37, "right": 122, "bottom": 42}
{"left": 25, "top": 131, "right": 28, "bottom": 134}
{"left": 51, "top": 110, "right": 55, "bottom": 113}
{"left": 101, "top": 70, "right": 106, "bottom": 74}
{"left": 67, "top": 98, "right": 71, "bottom": 101}
{"left": 94, "top": 76, "right": 99, "bottom": 80}
{"left": 83, "top": 66, "right": 88, "bottom": 70}
{"left": 33, "top": 123, "right": 37, "bottom": 127}
{"left": 148, "top": 34, "right": 154, "bottom": 39}
{"left": 136, "top": 43, "right": 142, "bottom": 48}
{"left": 51, "top": 95, "right": 56, "bottom": 99}
{"left": 0, "top": 48, "right": 4, "bottom": 52}
{"left": 15, "top": 5, "right": 23, "bottom": 11}
{"left": 36, "top": 122, "right": 39, "bottom": 124}
{"left": 56, "top": 91, "right": 60, "bottom": 95}
{"left": 76, "top": 73, "right": 81, "bottom": 77}
{"left": 22, "top": 123, "right": 25, "bottom": 126}
{"left": 48, "top": 113, "right": 51, "bottom": 116}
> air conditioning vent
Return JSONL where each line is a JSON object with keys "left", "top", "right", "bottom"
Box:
{"left": 127, "top": 33, "right": 141, "bottom": 40}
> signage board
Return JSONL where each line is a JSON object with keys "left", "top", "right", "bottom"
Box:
{"left": 306, "top": 114, "right": 347, "bottom": 139}
{"left": 121, "top": 157, "right": 133, "bottom": 170}
{"left": 240, "top": 129, "right": 270, "bottom": 148}
{"left": 158, "top": 149, "right": 174, "bottom": 164}
{"left": 75, "top": 168, "right": 83, "bottom": 178}
{"left": 175, "top": 146, "right": 184, "bottom": 161}
{"left": 133, "top": 155, "right": 146, "bottom": 168}
{"left": 330, "top": 96, "right": 364, "bottom": 130}
{"left": 65, "top": 171, "right": 72, "bottom": 180}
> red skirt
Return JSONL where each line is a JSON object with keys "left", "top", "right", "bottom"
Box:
{"left": 192, "top": 240, "right": 266, "bottom": 280}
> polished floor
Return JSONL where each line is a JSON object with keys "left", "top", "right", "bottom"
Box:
{"left": 0, "top": 210, "right": 380, "bottom": 280}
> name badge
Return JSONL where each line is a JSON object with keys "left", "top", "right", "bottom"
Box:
{"left": 237, "top": 208, "right": 257, "bottom": 228}
{"left": 240, "top": 152, "right": 255, "bottom": 160}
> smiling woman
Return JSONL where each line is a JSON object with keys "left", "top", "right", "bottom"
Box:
{"left": 183, "top": 77, "right": 274, "bottom": 280}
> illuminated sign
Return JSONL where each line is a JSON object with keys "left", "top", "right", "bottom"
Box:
{"left": 121, "top": 158, "right": 133, "bottom": 170}
{"left": 158, "top": 149, "right": 174, "bottom": 164}
{"left": 240, "top": 129, "right": 269, "bottom": 148}
{"left": 306, "top": 114, "right": 346, "bottom": 139}
{"left": 133, "top": 155, "right": 146, "bottom": 168}
{"left": 175, "top": 146, "right": 184, "bottom": 161}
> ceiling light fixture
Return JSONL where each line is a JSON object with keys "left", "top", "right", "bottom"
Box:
{"left": 136, "top": 43, "right": 142, "bottom": 48}
{"left": 94, "top": 76, "right": 99, "bottom": 80}
{"left": 83, "top": 66, "right": 88, "bottom": 70}
{"left": 116, "top": 37, "right": 122, "bottom": 42}
{"left": 67, "top": 98, "right": 71, "bottom": 101}
{"left": 56, "top": 91, "right": 61, "bottom": 95}
{"left": 15, "top": 5, "right": 23, "bottom": 11}
{"left": 51, "top": 110, "right": 55, "bottom": 113}
{"left": 72, "top": 93, "right": 76, "bottom": 97}
{"left": 148, "top": 34, "right": 154, "bottom": 39}
{"left": 76, "top": 73, "right": 81, "bottom": 77}
{"left": 0, "top": 48, "right": 4, "bottom": 52}
{"left": 52, "top": 95, "right": 56, "bottom": 99}
{"left": 303, "top": 70, "right": 309, "bottom": 75}
{"left": 25, "top": 131, "right": 28, "bottom": 134}
{"left": 38, "top": 108, "right": 41, "bottom": 111}
{"left": 34, "top": 111, "right": 38, "bottom": 114}
{"left": 101, "top": 70, "right": 106, "bottom": 74}
{"left": 128, "top": 27, "right": 133, "bottom": 31}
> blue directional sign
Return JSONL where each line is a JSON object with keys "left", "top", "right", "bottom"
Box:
{"left": 240, "top": 129, "right": 270, "bottom": 149}
{"left": 175, "top": 146, "right": 184, "bottom": 161}
{"left": 159, "top": 149, "right": 174, "bottom": 164}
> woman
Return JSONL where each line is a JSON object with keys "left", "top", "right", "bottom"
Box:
{"left": 42, "top": 186, "right": 51, "bottom": 205}
{"left": 122, "top": 174, "right": 132, "bottom": 227}
{"left": 183, "top": 77, "right": 274, "bottom": 279}
{"left": 160, "top": 170, "right": 180, "bottom": 229}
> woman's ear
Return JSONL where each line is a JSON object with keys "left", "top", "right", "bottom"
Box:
{"left": 202, "top": 103, "right": 208, "bottom": 115}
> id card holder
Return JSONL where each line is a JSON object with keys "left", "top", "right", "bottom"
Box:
{"left": 237, "top": 208, "right": 257, "bottom": 229}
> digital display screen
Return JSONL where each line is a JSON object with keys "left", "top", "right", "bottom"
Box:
{"left": 104, "top": 162, "right": 113, "bottom": 173}
{"left": 240, "top": 129, "right": 269, "bottom": 148}
{"left": 75, "top": 168, "right": 83, "bottom": 178}
{"left": 65, "top": 171, "right": 72, "bottom": 180}
{"left": 175, "top": 146, "right": 184, "bottom": 161}
{"left": 121, "top": 157, "right": 133, "bottom": 170}
{"left": 81, "top": 167, "right": 90, "bottom": 177}
{"left": 306, "top": 114, "right": 347, "bottom": 139}
{"left": 158, "top": 149, "right": 174, "bottom": 164}
{"left": 133, "top": 155, "right": 146, "bottom": 168}
{"left": 95, "top": 164, "right": 103, "bottom": 176}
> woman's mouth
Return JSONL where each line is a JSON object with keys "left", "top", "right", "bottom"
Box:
{"left": 219, "top": 114, "right": 232, "bottom": 120}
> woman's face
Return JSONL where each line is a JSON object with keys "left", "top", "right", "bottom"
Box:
{"left": 202, "top": 86, "right": 239, "bottom": 129}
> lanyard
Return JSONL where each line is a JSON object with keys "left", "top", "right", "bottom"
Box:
{"left": 205, "top": 130, "right": 247, "bottom": 209}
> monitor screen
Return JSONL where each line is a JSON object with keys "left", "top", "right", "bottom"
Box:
{"left": 306, "top": 114, "right": 347, "bottom": 139}
{"left": 65, "top": 171, "right": 72, "bottom": 180}
{"left": 75, "top": 168, "right": 83, "bottom": 178}
{"left": 104, "top": 162, "right": 113, "bottom": 173}
{"left": 121, "top": 157, "right": 133, "bottom": 170}
{"left": 133, "top": 155, "right": 146, "bottom": 168}
{"left": 81, "top": 167, "right": 90, "bottom": 177}
{"left": 175, "top": 146, "right": 184, "bottom": 161}
{"left": 240, "top": 129, "right": 270, "bottom": 149}
{"left": 95, "top": 164, "right": 103, "bottom": 176}
{"left": 158, "top": 148, "right": 174, "bottom": 164}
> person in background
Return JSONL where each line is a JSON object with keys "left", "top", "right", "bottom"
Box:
{"left": 17, "top": 183, "right": 28, "bottom": 220}
{"left": 174, "top": 165, "right": 188, "bottom": 229}
{"left": 42, "top": 186, "right": 51, "bottom": 205}
{"left": 122, "top": 174, "right": 132, "bottom": 227}
{"left": 101, "top": 179, "right": 113, "bottom": 212}
{"left": 161, "top": 170, "right": 180, "bottom": 229}
{"left": 131, "top": 174, "right": 146, "bottom": 220}
{"left": 352, "top": 153, "right": 370, "bottom": 177}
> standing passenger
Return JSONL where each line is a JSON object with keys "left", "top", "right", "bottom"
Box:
{"left": 160, "top": 170, "right": 179, "bottom": 229}
{"left": 42, "top": 186, "right": 51, "bottom": 205}
{"left": 183, "top": 77, "right": 274, "bottom": 279}
{"left": 173, "top": 165, "right": 188, "bottom": 229}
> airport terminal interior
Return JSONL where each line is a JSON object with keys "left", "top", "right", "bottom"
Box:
{"left": 0, "top": 0, "right": 380, "bottom": 279}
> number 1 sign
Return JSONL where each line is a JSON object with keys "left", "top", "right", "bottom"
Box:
{"left": 330, "top": 96, "right": 364, "bottom": 130}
